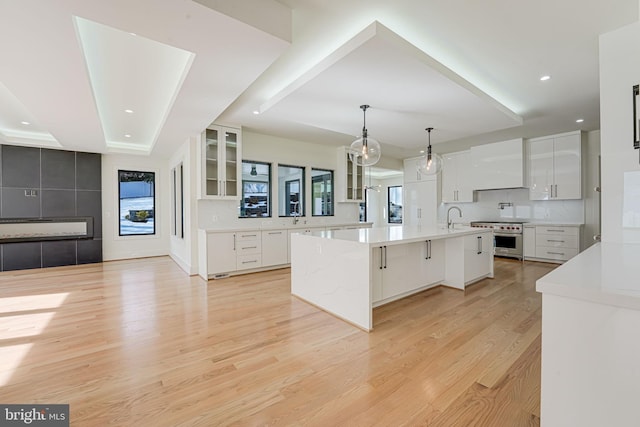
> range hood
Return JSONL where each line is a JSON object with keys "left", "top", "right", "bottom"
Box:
{"left": 469, "top": 138, "right": 527, "bottom": 190}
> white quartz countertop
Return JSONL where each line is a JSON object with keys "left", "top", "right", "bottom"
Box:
{"left": 523, "top": 222, "right": 583, "bottom": 227}
{"left": 305, "top": 225, "right": 492, "bottom": 246}
{"left": 536, "top": 242, "right": 640, "bottom": 310}
{"left": 201, "top": 222, "right": 372, "bottom": 233}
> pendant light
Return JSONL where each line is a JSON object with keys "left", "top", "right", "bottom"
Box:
{"left": 250, "top": 164, "right": 257, "bottom": 176}
{"left": 349, "top": 104, "right": 381, "bottom": 167}
{"left": 417, "top": 127, "right": 442, "bottom": 176}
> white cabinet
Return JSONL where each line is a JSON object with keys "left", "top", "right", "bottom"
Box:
{"left": 261, "top": 229, "right": 288, "bottom": 266}
{"left": 463, "top": 233, "right": 493, "bottom": 283}
{"left": 235, "top": 231, "right": 261, "bottom": 270}
{"left": 523, "top": 225, "right": 536, "bottom": 259}
{"left": 534, "top": 225, "right": 580, "bottom": 262}
{"left": 441, "top": 150, "right": 474, "bottom": 203}
{"left": 336, "top": 146, "right": 364, "bottom": 202}
{"left": 199, "top": 125, "right": 241, "bottom": 199}
{"left": 372, "top": 239, "right": 445, "bottom": 304}
{"left": 529, "top": 131, "right": 582, "bottom": 200}
{"left": 207, "top": 232, "right": 237, "bottom": 275}
{"left": 403, "top": 156, "right": 437, "bottom": 183}
{"left": 404, "top": 177, "right": 439, "bottom": 227}
{"left": 470, "top": 138, "right": 525, "bottom": 190}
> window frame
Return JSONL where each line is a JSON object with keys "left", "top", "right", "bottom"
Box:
{"left": 311, "top": 168, "right": 334, "bottom": 217}
{"left": 118, "top": 169, "right": 156, "bottom": 236}
{"left": 387, "top": 185, "right": 403, "bottom": 224}
{"left": 239, "top": 160, "right": 272, "bottom": 218}
{"left": 278, "top": 164, "right": 306, "bottom": 218}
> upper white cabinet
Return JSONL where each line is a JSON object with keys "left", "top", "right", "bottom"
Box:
{"left": 470, "top": 138, "right": 525, "bottom": 190}
{"left": 403, "top": 156, "right": 436, "bottom": 183}
{"left": 336, "top": 147, "right": 364, "bottom": 202}
{"left": 441, "top": 150, "right": 474, "bottom": 203}
{"left": 529, "top": 131, "right": 582, "bottom": 200}
{"left": 199, "top": 125, "right": 242, "bottom": 199}
{"left": 404, "top": 176, "right": 439, "bottom": 227}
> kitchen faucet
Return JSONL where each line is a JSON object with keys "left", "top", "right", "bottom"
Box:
{"left": 447, "top": 206, "right": 462, "bottom": 229}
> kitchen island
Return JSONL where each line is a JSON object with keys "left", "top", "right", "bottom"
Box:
{"left": 291, "top": 225, "right": 494, "bottom": 331}
{"left": 536, "top": 242, "right": 640, "bottom": 427}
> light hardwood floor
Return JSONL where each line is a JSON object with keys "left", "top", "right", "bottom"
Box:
{"left": 0, "top": 257, "right": 556, "bottom": 426}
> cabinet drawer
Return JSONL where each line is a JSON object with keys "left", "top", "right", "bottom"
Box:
{"left": 536, "top": 234, "right": 578, "bottom": 249}
{"left": 236, "top": 231, "right": 260, "bottom": 241}
{"left": 535, "top": 226, "right": 578, "bottom": 237}
{"left": 236, "top": 239, "right": 261, "bottom": 255}
{"left": 237, "top": 254, "right": 261, "bottom": 270}
{"left": 535, "top": 246, "right": 578, "bottom": 261}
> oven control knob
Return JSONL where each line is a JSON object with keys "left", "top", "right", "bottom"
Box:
{"left": 500, "top": 226, "right": 504, "bottom": 229}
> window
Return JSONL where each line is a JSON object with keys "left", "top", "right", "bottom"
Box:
{"left": 359, "top": 192, "right": 367, "bottom": 222}
{"left": 240, "top": 161, "right": 271, "bottom": 218}
{"left": 119, "top": 170, "right": 155, "bottom": 236}
{"left": 278, "top": 165, "right": 305, "bottom": 217}
{"left": 388, "top": 185, "right": 403, "bottom": 224}
{"left": 311, "top": 168, "right": 333, "bottom": 216}
{"left": 171, "top": 164, "right": 184, "bottom": 238}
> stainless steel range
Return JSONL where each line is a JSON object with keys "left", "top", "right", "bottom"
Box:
{"left": 470, "top": 221, "right": 524, "bottom": 260}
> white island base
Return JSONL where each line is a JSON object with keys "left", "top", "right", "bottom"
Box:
{"left": 291, "top": 226, "right": 494, "bottom": 331}
{"left": 536, "top": 243, "right": 640, "bottom": 427}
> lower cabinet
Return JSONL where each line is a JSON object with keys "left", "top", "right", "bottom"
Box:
{"left": 207, "top": 232, "right": 237, "bottom": 276}
{"left": 463, "top": 233, "right": 493, "bottom": 283}
{"left": 236, "top": 231, "right": 261, "bottom": 270}
{"left": 523, "top": 225, "right": 581, "bottom": 263}
{"left": 372, "top": 239, "right": 444, "bottom": 304}
{"left": 261, "top": 229, "right": 288, "bottom": 266}
{"left": 523, "top": 225, "right": 536, "bottom": 259}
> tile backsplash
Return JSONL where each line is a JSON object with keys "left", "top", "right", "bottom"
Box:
{"left": 438, "top": 188, "right": 584, "bottom": 224}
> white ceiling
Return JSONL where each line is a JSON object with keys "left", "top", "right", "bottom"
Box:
{"left": 0, "top": 0, "right": 637, "bottom": 160}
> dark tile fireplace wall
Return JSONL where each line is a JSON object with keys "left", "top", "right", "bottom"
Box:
{"left": 0, "top": 145, "right": 102, "bottom": 271}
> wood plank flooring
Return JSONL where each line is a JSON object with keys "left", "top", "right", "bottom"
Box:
{"left": 0, "top": 257, "right": 556, "bottom": 426}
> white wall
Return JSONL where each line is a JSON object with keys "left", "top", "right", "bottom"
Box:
{"left": 197, "top": 131, "right": 361, "bottom": 230}
{"left": 102, "top": 153, "right": 170, "bottom": 261}
{"left": 599, "top": 22, "right": 640, "bottom": 243}
{"left": 168, "top": 136, "right": 199, "bottom": 275}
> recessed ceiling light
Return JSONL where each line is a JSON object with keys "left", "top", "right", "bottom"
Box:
{"left": 540, "top": 75, "right": 551, "bottom": 81}
{"left": 419, "top": 150, "right": 425, "bottom": 154}
{"left": 124, "top": 134, "right": 131, "bottom": 138}
{"left": 129, "top": 32, "right": 137, "bottom": 36}
{"left": 20, "top": 121, "right": 30, "bottom": 125}
{"left": 253, "top": 110, "right": 260, "bottom": 115}
{"left": 124, "top": 109, "right": 134, "bottom": 114}
{"left": 576, "top": 119, "right": 584, "bottom": 123}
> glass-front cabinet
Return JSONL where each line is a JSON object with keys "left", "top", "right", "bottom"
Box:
{"left": 200, "top": 125, "right": 241, "bottom": 199}
{"left": 336, "top": 146, "right": 364, "bottom": 203}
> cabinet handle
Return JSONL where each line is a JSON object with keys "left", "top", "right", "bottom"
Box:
{"left": 268, "top": 231, "right": 282, "bottom": 235}
{"left": 233, "top": 234, "right": 236, "bottom": 251}
{"left": 555, "top": 184, "right": 558, "bottom": 198}
{"left": 547, "top": 239, "right": 565, "bottom": 243}
{"left": 547, "top": 251, "right": 565, "bottom": 256}
{"left": 242, "top": 260, "right": 258, "bottom": 264}
{"left": 477, "top": 236, "right": 482, "bottom": 254}
{"left": 547, "top": 229, "right": 564, "bottom": 233}
{"left": 384, "top": 246, "right": 387, "bottom": 269}
{"left": 380, "top": 246, "right": 383, "bottom": 270}
{"left": 241, "top": 234, "right": 257, "bottom": 238}
{"left": 425, "top": 240, "right": 432, "bottom": 260}
{"left": 242, "top": 246, "right": 257, "bottom": 250}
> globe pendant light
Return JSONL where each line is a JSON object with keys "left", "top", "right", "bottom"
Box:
{"left": 349, "top": 104, "right": 381, "bottom": 167}
{"left": 417, "top": 127, "right": 442, "bottom": 176}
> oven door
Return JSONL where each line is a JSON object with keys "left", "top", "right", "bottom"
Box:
{"left": 493, "top": 233, "right": 523, "bottom": 259}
